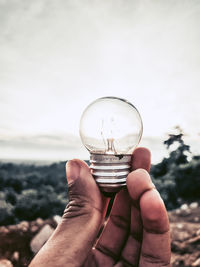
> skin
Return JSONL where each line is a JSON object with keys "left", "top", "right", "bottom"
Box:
{"left": 29, "top": 147, "right": 171, "bottom": 267}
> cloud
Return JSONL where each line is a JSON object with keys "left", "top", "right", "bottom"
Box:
{"left": 0, "top": 133, "right": 81, "bottom": 149}
{"left": 0, "top": 131, "right": 199, "bottom": 163}
{"left": 0, "top": 133, "right": 88, "bottom": 161}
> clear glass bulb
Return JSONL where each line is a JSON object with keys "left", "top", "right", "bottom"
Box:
{"left": 79, "top": 96, "right": 143, "bottom": 194}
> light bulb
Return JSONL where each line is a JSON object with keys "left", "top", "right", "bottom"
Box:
{"left": 79, "top": 96, "right": 143, "bottom": 194}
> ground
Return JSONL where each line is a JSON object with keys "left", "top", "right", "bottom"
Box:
{"left": 0, "top": 204, "right": 200, "bottom": 267}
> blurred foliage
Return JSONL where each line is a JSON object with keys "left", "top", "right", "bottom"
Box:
{"left": 151, "top": 126, "right": 200, "bottom": 210}
{"left": 0, "top": 162, "right": 68, "bottom": 225}
{"left": 0, "top": 127, "right": 200, "bottom": 225}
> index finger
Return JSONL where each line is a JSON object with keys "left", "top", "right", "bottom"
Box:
{"left": 131, "top": 147, "right": 151, "bottom": 172}
{"left": 119, "top": 147, "right": 151, "bottom": 266}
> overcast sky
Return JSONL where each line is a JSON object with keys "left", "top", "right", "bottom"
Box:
{"left": 0, "top": 0, "right": 200, "bottom": 161}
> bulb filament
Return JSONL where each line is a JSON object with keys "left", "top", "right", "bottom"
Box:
{"left": 101, "top": 119, "right": 117, "bottom": 154}
{"left": 106, "top": 138, "right": 116, "bottom": 154}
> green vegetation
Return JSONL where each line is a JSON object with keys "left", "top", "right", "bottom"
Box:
{"left": 0, "top": 162, "right": 68, "bottom": 225}
{"left": 151, "top": 127, "right": 200, "bottom": 210}
{"left": 0, "top": 127, "right": 200, "bottom": 225}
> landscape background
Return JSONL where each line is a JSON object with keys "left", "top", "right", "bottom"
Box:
{"left": 0, "top": 128, "right": 199, "bottom": 225}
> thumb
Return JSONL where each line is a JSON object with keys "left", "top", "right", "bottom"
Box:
{"left": 56, "top": 160, "right": 105, "bottom": 266}
{"left": 64, "top": 159, "right": 103, "bottom": 218}
{"left": 29, "top": 160, "right": 106, "bottom": 267}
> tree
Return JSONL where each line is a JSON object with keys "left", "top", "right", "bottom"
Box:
{"left": 151, "top": 126, "right": 191, "bottom": 179}
{"left": 164, "top": 126, "right": 190, "bottom": 165}
{"left": 151, "top": 126, "right": 194, "bottom": 210}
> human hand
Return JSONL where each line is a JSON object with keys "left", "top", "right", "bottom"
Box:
{"left": 29, "top": 148, "right": 171, "bottom": 267}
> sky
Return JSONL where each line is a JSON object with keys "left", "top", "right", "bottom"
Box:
{"left": 0, "top": 0, "right": 200, "bottom": 162}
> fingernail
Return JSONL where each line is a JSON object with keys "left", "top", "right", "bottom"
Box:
{"left": 66, "top": 160, "right": 80, "bottom": 183}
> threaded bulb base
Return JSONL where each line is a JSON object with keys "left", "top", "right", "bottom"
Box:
{"left": 90, "top": 153, "right": 131, "bottom": 194}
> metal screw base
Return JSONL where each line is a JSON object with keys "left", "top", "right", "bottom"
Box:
{"left": 90, "top": 153, "right": 132, "bottom": 193}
